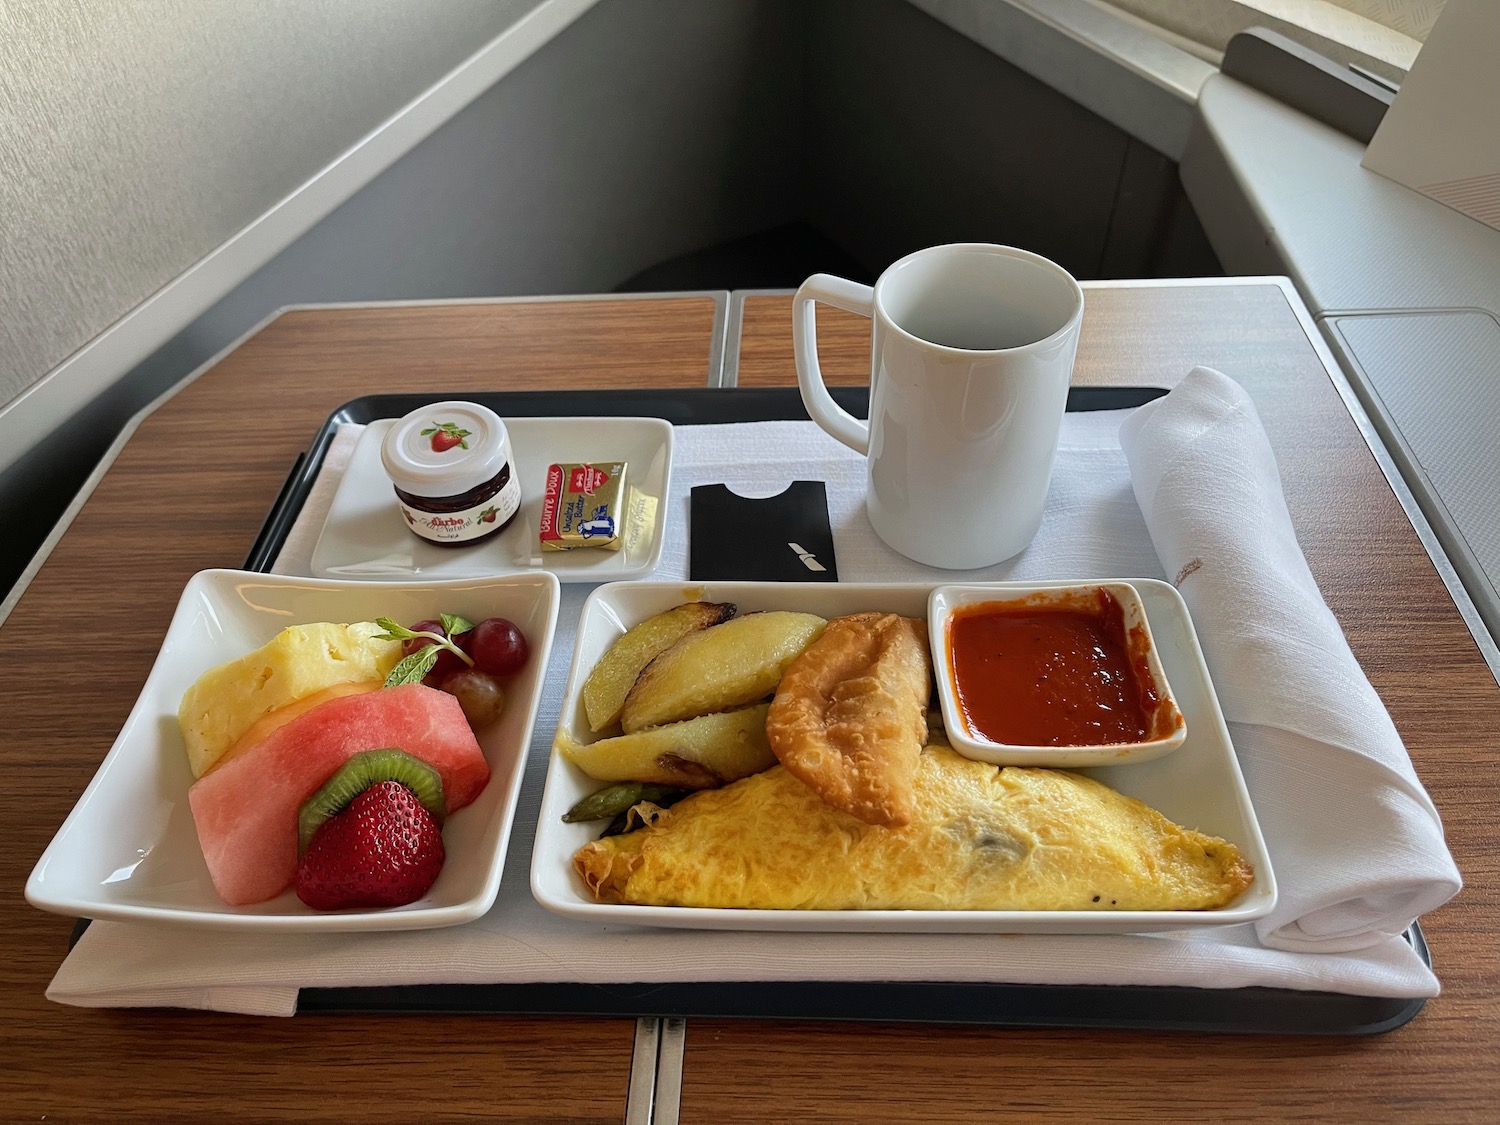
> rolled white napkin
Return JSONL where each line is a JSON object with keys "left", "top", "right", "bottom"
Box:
{"left": 1119, "top": 366, "right": 1462, "bottom": 952}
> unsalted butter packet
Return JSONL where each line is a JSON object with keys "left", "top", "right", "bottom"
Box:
{"left": 540, "top": 462, "right": 628, "bottom": 551}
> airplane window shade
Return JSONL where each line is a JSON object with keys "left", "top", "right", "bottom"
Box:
{"left": 1087, "top": 0, "right": 1440, "bottom": 82}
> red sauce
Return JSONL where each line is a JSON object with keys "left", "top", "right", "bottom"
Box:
{"left": 948, "top": 591, "right": 1159, "bottom": 747}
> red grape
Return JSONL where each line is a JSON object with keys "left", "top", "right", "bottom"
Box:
{"left": 404, "top": 618, "right": 464, "bottom": 685}
{"left": 441, "top": 668, "right": 506, "bottom": 727}
{"left": 461, "top": 617, "right": 529, "bottom": 677}
{"left": 401, "top": 619, "right": 445, "bottom": 656}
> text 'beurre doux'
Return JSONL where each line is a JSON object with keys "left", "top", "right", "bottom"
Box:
{"left": 947, "top": 590, "right": 1160, "bottom": 747}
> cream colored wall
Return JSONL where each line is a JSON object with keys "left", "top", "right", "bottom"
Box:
{"left": 0, "top": 0, "right": 544, "bottom": 404}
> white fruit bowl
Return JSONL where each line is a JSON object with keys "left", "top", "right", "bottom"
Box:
{"left": 26, "top": 569, "right": 559, "bottom": 931}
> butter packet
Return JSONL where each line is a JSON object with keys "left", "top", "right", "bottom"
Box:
{"left": 539, "top": 461, "right": 627, "bottom": 551}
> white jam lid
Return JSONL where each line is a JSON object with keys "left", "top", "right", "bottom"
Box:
{"left": 380, "top": 401, "right": 511, "bottom": 498}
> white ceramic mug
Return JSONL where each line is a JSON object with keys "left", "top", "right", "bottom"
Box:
{"left": 793, "top": 243, "right": 1084, "bottom": 569}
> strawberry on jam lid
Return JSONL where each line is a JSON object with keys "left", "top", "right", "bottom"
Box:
{"left": 382, "top": 401, "right": 509, "bottom": 496}
{"left": 381, "top": 401, "right": 522, "bottom": 545}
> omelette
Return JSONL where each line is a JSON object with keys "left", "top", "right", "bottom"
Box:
{"left": 574, "top": 744, "right": 1253, "bottom": 911}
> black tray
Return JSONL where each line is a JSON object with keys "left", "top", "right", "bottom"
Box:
{"left": 247, "top": 385, "right": 1427, "bottom": 1034}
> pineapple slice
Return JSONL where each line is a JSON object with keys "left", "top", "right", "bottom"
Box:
{"left": 178, "top": 622, "right": 402, "bottom": 778}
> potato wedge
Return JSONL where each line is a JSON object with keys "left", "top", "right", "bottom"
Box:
{"left": 557, "top": 704, "right": 775, "bottom": 788}
{"left": 620, "top": 611, "right": 826, "bottom": 733}
{"left": 583, "top": 601, "right": 736, "bottom": 732}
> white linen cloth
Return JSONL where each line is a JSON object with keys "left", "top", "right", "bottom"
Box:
{"left": 1119, "top": 367, "right": 1461, "bottom": 952}
{"left": 48, "top": 372, "right": 1459, "bottom": 1015}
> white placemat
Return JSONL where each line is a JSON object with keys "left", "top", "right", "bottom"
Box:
{"left": 48, "top": 372, "right": 1459, "bottom": 1015}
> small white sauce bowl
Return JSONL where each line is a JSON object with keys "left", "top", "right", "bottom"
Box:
{"left": 928, "top": 581, "right": 1187, "bottom": 767}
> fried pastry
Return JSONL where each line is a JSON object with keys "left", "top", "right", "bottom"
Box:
{"left": 574, "top": 744, "right": 1254, "bottom": 911}
{"left": 765, "top": 612, "right": 931, "bottom": 826}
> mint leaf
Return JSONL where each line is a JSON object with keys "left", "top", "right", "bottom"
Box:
{"left": 385, "top": 646, "right": 441, "bottom": 687}
{"left": 373, "top": 616, "right": 417, "bottom": 643}
{"left": 441, "top": 613, "right": 476, "bottom": 637}
{"left": 374, "top": 614, "right": 475, "bottom": 683}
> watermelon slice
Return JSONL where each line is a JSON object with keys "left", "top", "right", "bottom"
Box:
{"left": 188, "top": 683, "right": 489, "bottom": 906}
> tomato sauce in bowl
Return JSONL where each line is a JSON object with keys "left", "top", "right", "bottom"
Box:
{"left": 948, "top": 590, "right": 1159, "bottom": 747}
{"left": 929, "top": 582, "right": 1186, "bottom": 766}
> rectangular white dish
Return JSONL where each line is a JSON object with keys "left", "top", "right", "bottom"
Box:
{"left": 532, "top": 580, "right": 1276, "bottom": 934}
{"left": 27, "top": 569, "right": 559, "bottom": 931}
{"left": 311, "top": 416, "right": 672, "bottom": 582}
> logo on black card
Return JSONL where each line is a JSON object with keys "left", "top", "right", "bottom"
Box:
{"left": 788, "top": 542, "right": 827, "bottom": 573}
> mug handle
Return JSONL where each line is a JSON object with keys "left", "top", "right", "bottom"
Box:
{"left": 792, "top": 273, "right": 875, "bottom": 455}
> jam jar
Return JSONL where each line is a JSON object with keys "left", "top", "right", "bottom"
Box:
{"left": 380, "top": 401, "right": 522, "bottom": 546}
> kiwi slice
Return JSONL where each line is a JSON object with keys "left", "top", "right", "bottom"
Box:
{"left": 298, "top": 747, "right": 446, "bottom": 854}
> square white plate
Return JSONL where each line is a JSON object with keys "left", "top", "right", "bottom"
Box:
{"left": 310, "top": 416, "right": 673, "bottom": 582}
{"left": 532, "top": 580, "right": 1276, "bottom": 934}
{"left": 27, "top": 569, "right": 559, "bottom": 931}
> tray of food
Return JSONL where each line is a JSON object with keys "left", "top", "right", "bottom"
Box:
{"left": 103, "top": 384, "right": 1424, "bottom": 1034}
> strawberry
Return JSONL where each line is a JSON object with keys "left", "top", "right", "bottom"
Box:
{"left": 421, "top": 420, "right": 471, "bottom": 453}
{"left": 296, "top": 780, "right": 445, "bottom": 910}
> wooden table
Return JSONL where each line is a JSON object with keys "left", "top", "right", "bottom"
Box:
{"left": 5, "top": 283, "right": 1496, "bottom": 1123}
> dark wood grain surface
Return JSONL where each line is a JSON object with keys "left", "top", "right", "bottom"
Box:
{"left": 2, "top": 296, "right": 718, "bottom": 1124}
{"left": 5, "top": 286, "right": 1496, "bottom": 1123}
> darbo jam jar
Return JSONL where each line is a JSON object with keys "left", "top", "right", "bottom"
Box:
{"left": 380, "top": 401, "right": 522, "bottom": 546}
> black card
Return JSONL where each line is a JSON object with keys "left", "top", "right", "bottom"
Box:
{"left": 690, "top": 481, "right": 838, "bottom": 581}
